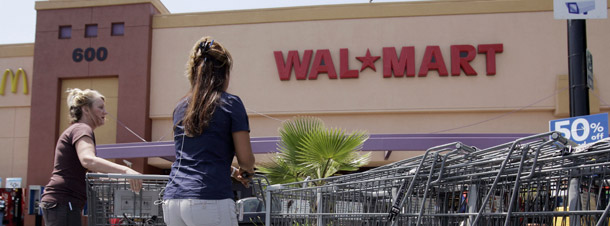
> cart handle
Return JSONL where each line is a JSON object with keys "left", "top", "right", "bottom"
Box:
{"left": 86, "top": 173, "right": 170, "bottom": 180}
{"left": 522, "top": 132, "right": 575, "bottom": 180}
{"left": 432, "top": 142, "right": 476, "bottom": 184}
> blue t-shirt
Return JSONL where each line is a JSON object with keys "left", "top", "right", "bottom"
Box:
{"left": 163, "top": 92, "right": 250, "bottom": 200}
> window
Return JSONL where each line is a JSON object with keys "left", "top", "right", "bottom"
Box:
{"left": 111, "top": 23, "right": 124, "bottom": 36}
{"left": 85, "top": 24, "right": 98, "bottom": 37}
{"left": 59, "top": 26, "right": 72, "bottom": 39}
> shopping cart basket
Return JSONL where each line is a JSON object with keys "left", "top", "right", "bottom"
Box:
{"left": 237, "top": 174, "right": 273, "bottom": 225}
{"left": 86, "top": 173, "right": 169, "bottom": 226}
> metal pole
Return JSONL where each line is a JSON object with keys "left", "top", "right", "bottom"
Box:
{"left": 567, "top": 19, "right": 589, "bottom": 117}
{"left": 317, "top": 188, "right": 323, "bottom": 226}
{"left": 467, "top": 184, "right": 478, "bottom": 226}
{"left": 569, "top": 177, "right": 582, "bottom": 226}
{"left": 265, "top": 190, "right": 271, "bottom": 226}
{"left": 567, "top": 19, "right": 587, "bottom": 226}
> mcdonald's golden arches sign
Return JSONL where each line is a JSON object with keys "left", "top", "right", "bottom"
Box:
{"left": 1, "top": 68, "right": 28, "bottom": 95}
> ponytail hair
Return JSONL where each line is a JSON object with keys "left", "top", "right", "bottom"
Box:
{"left": 182, "top": 36, "right": 233, "bottom": 136}
{"left": 66, "top": 88, "right": 105, "bottom": 124}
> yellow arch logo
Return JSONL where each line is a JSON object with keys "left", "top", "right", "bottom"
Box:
{"left": 1, "top": 68, "right": 28, "bottom": 95}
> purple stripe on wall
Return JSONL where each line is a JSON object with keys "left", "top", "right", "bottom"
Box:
{"left": 96, "top": 133, "right": 533, "bottom": 159}
{"left": 96, "top": 141, "right": 174, "bottom": 158}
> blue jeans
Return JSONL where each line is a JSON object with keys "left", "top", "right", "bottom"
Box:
{"left": 162, "top": 199, "right": 237, "bottom": 226}
{"left": 40, "top": 202, "right": 82, "bottom": 226}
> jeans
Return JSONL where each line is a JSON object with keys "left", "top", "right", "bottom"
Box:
{"left": 40, "top": 201, "right": 82, "bottom": 226}
{"left": 162, "top": 199, "right": 237, "bottom": 226}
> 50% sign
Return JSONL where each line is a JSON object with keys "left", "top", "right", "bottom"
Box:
{"left": 549, "top": 113, "right": 609, "bottom": 145}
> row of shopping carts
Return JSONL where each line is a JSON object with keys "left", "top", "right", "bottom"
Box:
{"left": 86, "top": 131, "right": 610, "bottom": 226}
{"left": 263, "top": 131, "right": 610, "bottom": 226}
{"left": 85, "top": 170, "right": 272, "bottom": 225}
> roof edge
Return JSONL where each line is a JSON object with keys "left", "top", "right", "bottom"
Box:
{"left": 35, "top": 0, "right": 170, "bottom": 14}
{"left": 153, "top": 0, "right": 553, "bottom": 28}
{"left": 0, "top": 43, "right": 35, "bottom": 58}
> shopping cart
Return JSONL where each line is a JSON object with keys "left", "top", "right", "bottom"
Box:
{"left": 237, "top": 174, "right": 275, "bottom": 226}
{"left": 86, "top": 173, "right": 169, "bottom": 226}
{"left": 87, "top": 173, "right": 269, "bottom": 226}
{"left": 263, "top": 132, "right": 610, "bottom": 226}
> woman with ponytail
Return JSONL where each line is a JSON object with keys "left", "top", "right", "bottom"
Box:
{"left": 40, "top": 88, "right": 142, "bottom": 226}
{"left": 162, "top": 37, "right": 255, "bottom": 226}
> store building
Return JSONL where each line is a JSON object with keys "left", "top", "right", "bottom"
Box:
{"left": 0, "top": 0, "right": 609, "bottom": 224}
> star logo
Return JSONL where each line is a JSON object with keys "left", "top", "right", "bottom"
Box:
{"left": 356, "top": 48, "right": 381, "bottom": 72}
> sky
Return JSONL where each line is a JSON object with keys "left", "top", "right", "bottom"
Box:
{"left": 0, "top": 0, "right": 416, "bottom": 45}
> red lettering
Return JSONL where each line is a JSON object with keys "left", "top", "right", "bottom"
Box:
{"left": 309, "top": 49, "right": 337, "bottom": 80}
{"left": 274, "top": 50, "right": 313, "bottom": 80}
{"left": 276, "top": 43, "right": 502, "bottom": 80}
{"left": 478, "top": 44, "right": 503, "bottom": 75}
{"left": 419, "top": 46, "right": 448, "bottom": 77}
{"left": 383, "top": 47, "right": 415, "bottom": 78}
{"left": 451, "top": 45, "right": 477, "bottom": 76}
{"left": 340, "top": 48, "right": 359, "bottom": 79}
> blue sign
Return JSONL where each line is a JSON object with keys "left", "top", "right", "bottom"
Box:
{"left": 549, "top": 113, "right": 608, "bottom": 145}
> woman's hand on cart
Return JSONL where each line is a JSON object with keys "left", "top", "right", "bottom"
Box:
{"left": 125, "top": 168, "right": 143, "bottom": 193}
{"left": 232, "top": 167, "right": 254, "bottom": 188}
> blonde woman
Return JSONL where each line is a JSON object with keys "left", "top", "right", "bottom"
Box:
{"left": 162, "top": 37, "right": 255, "bottom": 226}
{"left": 40, "top": 88, "right": 142, "bottom": 226}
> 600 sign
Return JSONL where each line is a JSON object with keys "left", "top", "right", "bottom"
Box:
{"left": 72, "top": 47, "right": 108, "bottom": 62}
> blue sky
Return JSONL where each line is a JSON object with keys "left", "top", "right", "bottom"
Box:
{"left": 0, "top": 0, "right": 415, "bottom": 45}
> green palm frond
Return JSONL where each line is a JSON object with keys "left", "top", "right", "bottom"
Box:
{"left": 257, "top": 116, "right": 370, "bottom": 184}
{"left": 297, "top": 128, "right": 369, "bottom": 179}
{"left": 278, "top": 116, "right": 325, "bottom": 165}
{"left": 257, "top": 153, "right": 304, "bottom": 184}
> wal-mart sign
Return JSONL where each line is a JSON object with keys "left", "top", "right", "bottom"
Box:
{"left": 550, "top": 113, "right": 609, "bottom": 145}
{"left": 554, "top": 0, "right": 608, "bottom": 19}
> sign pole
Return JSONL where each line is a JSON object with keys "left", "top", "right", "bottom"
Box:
{"left": 567, "top": 18, "right": 588, "bottom": 226}
{"left": 567, "top": 19, "right": 589, "bottom": 117}
{"left": 556, "top": 2, "right": 605, "bottom": 222}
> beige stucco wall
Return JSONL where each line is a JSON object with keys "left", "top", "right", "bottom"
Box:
{"left": 149, "top": 3, "right": 610, "bottom": 146}
{"left": 0, "top": 44, "right": 33, "bottom": 186}
{"left": 0, "top": 0, "right": 605, "bottom": 174}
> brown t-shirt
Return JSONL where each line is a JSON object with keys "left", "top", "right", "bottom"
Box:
{"left": 41, "top": 123, "right": 95, "bottom": 208}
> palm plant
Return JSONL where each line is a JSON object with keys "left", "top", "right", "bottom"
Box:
{"left": 257, "top": 116, "right": 370, "bottom": 185}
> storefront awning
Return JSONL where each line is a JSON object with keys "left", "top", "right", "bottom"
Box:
{"left": 96, "top": 133, "right": 534, "bottom": 160}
